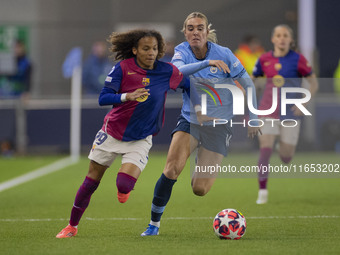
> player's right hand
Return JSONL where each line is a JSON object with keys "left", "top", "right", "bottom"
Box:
{"left": 126, "top": 88, "right": 150, "bottom": 101}
{"left": 247, "top": 126, "right": 262, "bottom": 139}
{"left": 209, "top": 60, "right": 230, "bottom": 74}
{"left": 196, "top": 111, "right": 217, "bottom": 126}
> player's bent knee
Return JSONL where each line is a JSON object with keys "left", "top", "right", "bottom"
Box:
{"left": 192, "top": 188, "right": 208, "bottom": 196}
{"left": 116, "top": 172, "right": 137, "bottom": 194}
{"left": 192, "top": 185, "right": 208, "bottom": 196}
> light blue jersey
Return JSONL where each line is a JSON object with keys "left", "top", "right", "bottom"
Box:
{"left": 171, "top": 41, "right": 258, "bottom": 125}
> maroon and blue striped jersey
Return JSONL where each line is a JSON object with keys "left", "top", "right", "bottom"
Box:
{"left": 253, "top": 50, "right": 313, "bottom": 119}
{"left": 101, "top": 57, "right": 184, "bottom": 141}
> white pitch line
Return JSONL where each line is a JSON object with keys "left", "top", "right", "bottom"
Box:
{"left": 0, "top": 215, "right": 339, "bottom": 222}
{"left": 0, "top": 157, "right": 78, "bottom": 192}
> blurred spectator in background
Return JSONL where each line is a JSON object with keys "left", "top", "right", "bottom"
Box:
{"left": 0, "top": 40, "right": 32, "bottom": 98}
{"left": 160, "top": 40, "right": 176, "bottom": 95}
{"left": 1, "top": 140, "right": 14, "bottom": 158}
{"left": 82, "top": 41, "right": 113, "bottom": 95}
{"left": 160, "top": 40, "right": 175, "bottom": 62}
{"left": 234, "top": 35, "right": 265, "bottom": 75}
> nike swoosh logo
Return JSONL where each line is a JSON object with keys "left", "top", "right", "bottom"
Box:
{"left": 128, "top": 72, "right": 136, "bottom": 75}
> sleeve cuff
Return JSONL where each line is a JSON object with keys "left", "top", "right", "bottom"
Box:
{"left": 194, "top": 105, "right": 202, "bottom": 113}
{"left": 121, "top": 93, "right": 127, "bottom": 102}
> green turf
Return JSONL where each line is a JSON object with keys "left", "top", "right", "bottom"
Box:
{"left": 0, "top": 155, "right": 66, "bottom": 182}
{"left": 0, "top": 152, "right": 339, "bottom": 255}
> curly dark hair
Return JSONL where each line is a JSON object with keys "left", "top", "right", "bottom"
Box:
{"left": 107, "top": 29, "right": 165, "bottom": 61}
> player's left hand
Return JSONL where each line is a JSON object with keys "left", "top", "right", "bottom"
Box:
{"left": 247, "top": 126, "right": 262, "bottom": 139}
{"left": 126, "top": 88, "right": 150, "bottom": 101}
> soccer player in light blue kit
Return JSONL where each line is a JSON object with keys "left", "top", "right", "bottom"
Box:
{"left": 141, "top": 12, "right": 261, "bottom": 236}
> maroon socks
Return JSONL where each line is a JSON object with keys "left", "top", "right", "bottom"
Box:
{"left": 69, "top": 172, "right": 137, "bottom": 226}
{"left": 258, "top": 147, "right": 272, "bottom": 189}
{"left": 69, "top": 176, "right": 99, "bottom": 226}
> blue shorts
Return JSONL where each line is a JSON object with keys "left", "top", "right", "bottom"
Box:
{"left": 171, "top": 115, "right": 233, "bottom": 156}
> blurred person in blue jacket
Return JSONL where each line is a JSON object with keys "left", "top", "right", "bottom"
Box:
{"left": 0, "top": 40, "right": 32, "bottom": 98}
{"left": 82, "top": 41, "right": 113, "bottom": 94}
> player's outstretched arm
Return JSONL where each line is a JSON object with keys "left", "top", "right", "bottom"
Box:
{"left": 173, "top": 59, "right": 230, "bottom": 76}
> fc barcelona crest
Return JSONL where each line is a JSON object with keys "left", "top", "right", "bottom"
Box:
{"left": 142, "top": 78, "right": 150, "bottom": 86}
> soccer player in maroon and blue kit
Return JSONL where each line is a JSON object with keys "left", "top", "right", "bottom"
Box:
{"left": 252, "top": 25, "right": 318, "bottom": 204}
{"left": 56, "top": 29, "right": 197, "bottom": 238}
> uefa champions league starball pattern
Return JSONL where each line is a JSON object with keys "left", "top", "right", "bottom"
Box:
{"left": 213, "top": 209, "right": 246, "bottom": 240}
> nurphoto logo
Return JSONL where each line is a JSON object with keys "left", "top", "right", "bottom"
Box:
{"left": 199, "top": 83, "right": 311, "bottom": 128}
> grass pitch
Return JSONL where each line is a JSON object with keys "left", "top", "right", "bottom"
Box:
{"left": 0, "top": 152, "right": 339, "bottom": 255}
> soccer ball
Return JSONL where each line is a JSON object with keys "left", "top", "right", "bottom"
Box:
{"left": 213, "top": 208, "right": 246, "bottom": 240}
